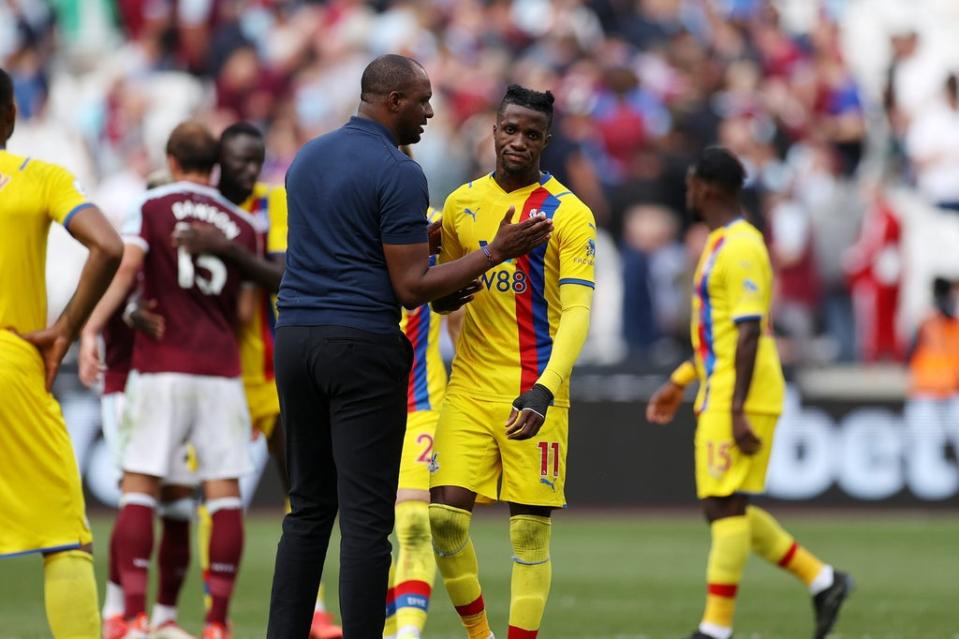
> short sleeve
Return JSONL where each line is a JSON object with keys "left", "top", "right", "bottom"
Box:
{"left": 438, "top": 193, "right": 465, "bottom": 264}
{"left": 120, "top": 194, "right": 150, "bottom": 253}
{"left": 42, "top": 162, "right": 92, "bottom": 229}
{"left": 724, "top": 239, "right": 768, "bottom": 323}
{"left": 557, "top": 201, "right": 597, "bottom": 289}
{"left": 380, "top": 160, "right": 429, "bottom": 245}
{"left": 266, "top": 186, "right": 288, "bottom": 254}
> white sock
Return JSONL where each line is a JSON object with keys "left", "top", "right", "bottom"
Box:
{"left": 151, "top": 603, "right": 178, "bottom": 627}
{"left": 698, "top": 622, "right": 733, "bottom": 639}
{"left": 809, "top": 564, "right": 835, "bottom": 595}
{"left": 102, "top": 581, "right": 124, "bottom": 618}
{"left": 396, "top": 625, "right": 421, "bottom": 639}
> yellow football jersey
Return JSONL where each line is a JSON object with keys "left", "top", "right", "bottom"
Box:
{"left": 401, "top": 207, "right": 447, "bottom": 412}
{"left": 690, "top": 219, "right": 784, "bottom": 414}
{"left": 439, "top": 173, "right": 596, "bottom": 408}
{"left": 237, "top": 182, "right": 288, "bottom": 386}
{"left": 0, "top": 151, "right": 91, "bottom": 336}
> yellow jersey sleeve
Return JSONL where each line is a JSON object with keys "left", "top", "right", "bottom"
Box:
{"left": 41, "top": 162, "right": 91, "bottom": 228}
{"left": 556, "top": 201, "right": 597, "bottom": 289}
{"left": 723, "top": 237, "right": 770, "bottom": 323}
{"left": 266, "top": 186, "right": 288, "bottom": 254}
{"left": 438, "top": 192, "right": 466, "bottom": 264}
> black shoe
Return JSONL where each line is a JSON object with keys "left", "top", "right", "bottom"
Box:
{"left": 813, "top": 570, "right": 853, "bottom": 639}
{"left": 685, "top": 632, "right": 729, "bottom": 639}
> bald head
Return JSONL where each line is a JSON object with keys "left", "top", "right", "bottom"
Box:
{"left": 0, "top": 67, "right": 15, "bottom": 144}
{"left": 360, "top": 54, "right": 425, "bottom": 103}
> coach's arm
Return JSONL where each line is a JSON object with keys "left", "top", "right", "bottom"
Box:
{"left": 24, "top": 206, "right": 122, "bottom": 391}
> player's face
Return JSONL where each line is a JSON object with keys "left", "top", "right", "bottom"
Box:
{"left": 494, "top": 104, "right": 550, "bottom": 176}
{"left": 219, "top": 134, "right": 265, "bottom": 195}
{"left": 394, "top": 70, "right": 434, "bottom": 146}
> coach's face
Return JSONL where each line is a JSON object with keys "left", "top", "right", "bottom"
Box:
{"left": 220, "top": 134, "right": 265, "bottom": 195}
{"left": 393, "top": 68, "right": 434, "bottom": 146}
{"left": 493, "top": 104, "right": 550, "bottom": 176}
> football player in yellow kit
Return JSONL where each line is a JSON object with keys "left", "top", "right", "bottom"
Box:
{"left": 0, "top": 67, "right": 123, "bottom": 638}
{"left": 429, "top": 85, "right": 595, "bottom": 639}
{"left": 647, "top": 147, "right": 851, "bottom": 639}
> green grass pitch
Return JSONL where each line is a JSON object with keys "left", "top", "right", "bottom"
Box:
{"left": 1, "top": 509, "right": 956, "bottom": 638}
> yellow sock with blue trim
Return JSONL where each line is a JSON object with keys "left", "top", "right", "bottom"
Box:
{"left": 507, "top": 515, "right": 552, "bottom": 639}
{"left": 394, "top": 501, "right": 435, "bottom": 637}
{"left": 747, "top": 506, "right": 832, "bottom": 593}
{"left": 700, "top": 515, "right": 750, "bottom": 639}
{"left": 44, "top": 549, "right": 100, "bottom": 639}
{"left": 429, "top": 504, "right": 490, "bottom": 639}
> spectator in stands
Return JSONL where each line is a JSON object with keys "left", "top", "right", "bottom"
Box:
{"left": 906, "top": 74, "right": 959, "bottom": 211}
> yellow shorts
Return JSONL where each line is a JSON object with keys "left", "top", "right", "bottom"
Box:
{"left": 695, "top": 411, "right": 779, "bottom": 499}
{"left": 398, "top": 410, "right": 439, "bottom": 491}
{"left": 430, "top": 393, "right": 568, "bottom": 508}
{"left": 0, "top": 331, "right": 92, "bottom": 557}
{"left": 245, "top": 380, "right": 280, "bottom": 438}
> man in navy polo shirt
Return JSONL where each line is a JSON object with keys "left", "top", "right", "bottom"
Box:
{"left": 267, "top": 54, "right": 553, "bottom": 639}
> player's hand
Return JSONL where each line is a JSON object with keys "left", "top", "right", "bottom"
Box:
{"left": 732, "top": 411, "right": 761, "bottom": 455}
{"left": 129, "top": 299, "right": 166, "bottom": 340}
{"left": 646, "top": 381, "right": 684, "bottom": 424}
{"left": 488, "top": 206, "right": 553, "bottom": 262}
{"left": 78, "top": 332, "right": 103, "bottom": 388}
{"left": 428, "top": 220, "right": 443, "bottom": 255}
{"left": 172, "top": 222, "right": 230, "bottom": 256}
{"left": 432, "top": 281, "right": 481, "bottom": 314}
{"left": 20, "top": 325, "right": 72, "bottom": 392}
{"left": 506, "top": 383, "right": 553, "bottom": 440}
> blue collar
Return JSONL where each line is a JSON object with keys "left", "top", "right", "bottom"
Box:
{"left": 346, "top": 116, "right": 397, "bottom": 146}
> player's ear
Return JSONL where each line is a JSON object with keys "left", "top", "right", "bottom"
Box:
{"left": 386, "top": 90, "right": 403, "bottom": 113}
{"left": 543, "top": 131, "right": 552, "bottom": 148}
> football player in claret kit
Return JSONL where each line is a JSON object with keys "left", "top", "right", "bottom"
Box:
{"left": 429, "top": 85, "right": 595, "bottom": 639}
{"left": 646, "top": 147, "right": 852, "bottom": 639}
{"left": 173, "top": 122, "right": 342, "bottom": 639}
{"left": 0, "top": 66, "right": 123, "bottom": 639}
{"left": 83, "top": 121, "right": 260, "bottom": 639}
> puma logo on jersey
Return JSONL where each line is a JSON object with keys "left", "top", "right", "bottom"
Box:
{"left": 464, "top": 207, "right": 479, "bottom": 222}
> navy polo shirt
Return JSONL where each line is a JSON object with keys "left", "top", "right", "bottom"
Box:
{"left": 277, "top": 116, "right": 429, "bottom": 333}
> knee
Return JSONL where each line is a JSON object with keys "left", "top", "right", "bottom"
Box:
{"left": 428, "top": 503, "right": 471, "bottom": 556}
{"left": 509, "top": 515, "right": 551, "bottom": 564}
{"left": 395, "top": 501, "right": 431, "bottom": 546}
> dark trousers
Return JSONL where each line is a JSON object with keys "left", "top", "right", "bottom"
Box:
{"left": 266, "top": 325, "right": 412, "bottom": 639}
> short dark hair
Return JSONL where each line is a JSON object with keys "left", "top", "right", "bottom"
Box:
{"left": 165, "top": 121, "right": 218, "bottom": 174}
{"left": 691, "top": 146, "right": 746, "bottom": 195}
{"left": 0, "top": 67, "right": 13, "bottom": 112}
{"left": 219, "top": 121, "right": 263, "bottom": 157}
{"left": 498, "top": 84, "right": 555, "bottom": 128}
{"left": 360, "top": 54, "right": 424, "bottom": 102}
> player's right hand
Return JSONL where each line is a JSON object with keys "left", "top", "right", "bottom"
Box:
{"left": 488, "top": 205, "right": 553, "bottom": 261}
{"left": 431, "top": 280, "right": 481, "bottom": 314}
{"left": 78, "top": 333, "right": 103, "bottom": 388}
{"left": 128, "top": 299, "right": 166, "bottom": 340}
{"left": 645, "top": 381, "right": 684, "bottom": 424}
{"left": 21, "top": 325, "right": 72, "bottom": 392}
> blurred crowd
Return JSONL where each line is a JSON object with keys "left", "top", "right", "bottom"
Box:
{"left": 5, "top": 0, "right": 959, "bottom": 368}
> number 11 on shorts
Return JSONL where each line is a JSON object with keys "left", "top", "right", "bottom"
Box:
{"left": 538, "top": 441, "right": 560, "bottom": 478}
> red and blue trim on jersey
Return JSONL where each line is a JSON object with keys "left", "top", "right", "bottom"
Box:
{"left": 515, "top": 176, "right": 562, "bottom": 393}
{"left": 696, "top": 235, "right": 726, "bottom": 411}
{"left": 405, "top": 304, "right": 432, "bottom": 412}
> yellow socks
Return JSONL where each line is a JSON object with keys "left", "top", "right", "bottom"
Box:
{"left": 44, "top": 549, "right": 100, "bottom": 639}
{"left": 701, "top": 515, "right": 749, "bottom": 639}
{"left": 747, "top": 506, "right": 832, "bottom": 593}
{"left": 393, "top": 501, "right": 436, "bottom": 637}
{"left": 429, "top": 504, "right": 490, "bottom": 639}
{"left": 507, "top": 515, "right": 552, "bottom": 639}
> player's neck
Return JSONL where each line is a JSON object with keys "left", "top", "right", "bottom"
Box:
{"left": 493, "top": 166, "right": 541, "bottom": 194}
{"left": 173, "top": 171, "right": 212, "bottom": 186}
{"left": 219, "top": 183, "right": 250, "bottom": 206}
{"left": 704, "top": 206, "right": 741, "bottom": 231}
